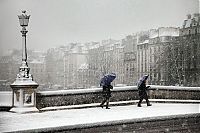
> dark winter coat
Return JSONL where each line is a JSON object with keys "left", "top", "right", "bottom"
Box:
{"left": 102, "top": 85, "right": 113, "bottom": 98}
{"left": 137, "top": 75, "right": 150, "bottom": 91}
{"left": 137, "top": 75, "right": 150, "bottom": 100}
{"left": 100, "top": 73, "right": 116, "bottom": 98}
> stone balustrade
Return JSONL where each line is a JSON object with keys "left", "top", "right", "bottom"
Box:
{"left": 36, "top": 85, "right": 200, "bottom": 109}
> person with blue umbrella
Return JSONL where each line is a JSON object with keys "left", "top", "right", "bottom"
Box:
{"left": 137, "top": 75, "right": 152, "bottom": 107}
{"left": 99, "top": 73, "right": 116, "bottom": 109}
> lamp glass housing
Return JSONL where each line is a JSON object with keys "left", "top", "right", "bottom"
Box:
{"left": 18, "top": 14, "right": 30, "bottom": 27}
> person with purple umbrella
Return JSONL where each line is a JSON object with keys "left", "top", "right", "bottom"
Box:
{"left": 99, "top": 73, "right": 116, "bottom": 109}
{"left": 137, "top": 75, "right": 152, "bottom": 107}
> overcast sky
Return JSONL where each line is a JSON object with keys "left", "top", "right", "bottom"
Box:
{"left": 0, "top": 0, "right": 199, "bottom": 55}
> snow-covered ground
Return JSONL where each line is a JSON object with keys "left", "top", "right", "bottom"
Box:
{"left": 0, "top": 103, "right": 199, "bottom": 132}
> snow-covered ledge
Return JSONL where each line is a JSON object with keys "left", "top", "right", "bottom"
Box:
{"left": 37, "top": 86, "right": 138, "bottom": 96}
{"left": 37, "top": 88, "right": 103, "bottom": 96}
{"left": 149, "top": 85, "right": 200, "bottom": 91}
{"left": 37, "top": 85, "right": 200, "bottom": 96}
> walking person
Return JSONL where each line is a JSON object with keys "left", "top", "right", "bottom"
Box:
{"left": 137, "top": 75, "right": 152, "bottom": 107}
{"left": 99, "top": 73, "right": 116, "bottom": 109}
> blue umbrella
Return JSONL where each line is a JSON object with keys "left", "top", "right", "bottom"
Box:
{"left": 100, "top": 73, "right": 116, "bottom": 86}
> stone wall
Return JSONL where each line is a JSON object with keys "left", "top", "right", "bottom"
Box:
{"left": 36, "top": 86, "right": 200, "bottom": 109}
{"left": 15, "top": 113, "right": 200, "bottom": 133}
{"left": 36, "top": 87, "right": 139, "bottom": 109}
{"left": 149, "top": 85, "right": 200, "bottom": 100}
{"left": 67, "top": 114, "right": 200, "bottom": 133}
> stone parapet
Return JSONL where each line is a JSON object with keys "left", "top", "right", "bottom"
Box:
{"left": 36, "top": 86, "right": 200, "bottom": 109}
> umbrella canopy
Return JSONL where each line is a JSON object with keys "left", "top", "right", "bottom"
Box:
{"left": 100, "top": 73, "right": 116, "bottom": 86}
{"left": 137, "top": 75, "right": 149, "bottom": 88}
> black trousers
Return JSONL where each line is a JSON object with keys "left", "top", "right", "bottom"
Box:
{"left": 138, "top": 90, "right": 150, "bottom": 105}
{"left": 100, "top": 97, "right": 110, "bottom": 108}
{"left": 100, "top": 86, "right": 111, "bottom": 108}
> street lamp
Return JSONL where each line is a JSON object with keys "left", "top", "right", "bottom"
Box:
{"left": 18, "top": 10, "right": 30, "bottom": 64}
{"left": 10, "top": 11, "right": 39, "bottom": 113}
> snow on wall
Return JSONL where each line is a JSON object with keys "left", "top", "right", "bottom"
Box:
{"left": 150, "top": 85, "right": 200, "bottom": 91}
{"left": 37, "top": 86, "right": 138, "bottom": 96}
{"left": 37, "top": 85, "right": 200, "bottom": 96}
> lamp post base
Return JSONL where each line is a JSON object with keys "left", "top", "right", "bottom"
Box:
{"left": 9, "top": 107, "right": 39, "bottom": 114}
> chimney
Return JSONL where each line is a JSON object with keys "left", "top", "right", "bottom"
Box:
{"left": 187, "top": 14, "right": 192, "bottom": 19}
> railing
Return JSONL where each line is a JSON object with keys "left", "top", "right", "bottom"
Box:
{"left": 36, "top": 85, "right": 200, "bottom": 109}
{"left": 1, "top": 85, "right": 200, "bottom": 110}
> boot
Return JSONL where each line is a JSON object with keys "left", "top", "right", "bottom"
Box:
{"left": 146, "top": 99, "right": 152, "bottom": 106}
{"left": 100, "top": 104, "right": 104, "bottom": 108}
{"left": 106, "top": 100, "right": 110, "bottom": 109}
{"left": 147, "top": 103, "right": 152, "bottom": 106}
{"left": 100, "top": 99, "right": 106, "bottom": 108}
{"left": 137, "top": 103, "right": 142, "bottom": 107}
{"left": 138, "top": 99, "right": 142, "bottom": 107}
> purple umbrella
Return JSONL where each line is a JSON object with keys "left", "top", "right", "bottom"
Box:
{"left": 100, "top": 73, "right": 116, "bottom": 86}
{"left": 137, "top": 75, "right": 149, "bottom": 88}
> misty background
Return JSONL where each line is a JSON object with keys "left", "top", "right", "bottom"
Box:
{"left": 0, "top": 0, "right": 199, "bottom": 55}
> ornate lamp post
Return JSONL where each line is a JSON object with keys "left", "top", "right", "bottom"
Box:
{"left": 10, "top": 11, "right": 39, "bottom": 113}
